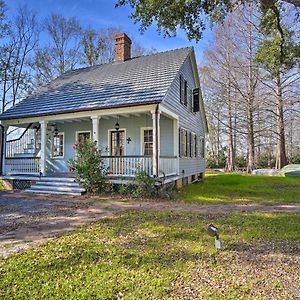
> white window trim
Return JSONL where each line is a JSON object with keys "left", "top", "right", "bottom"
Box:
{"left": 51, "top": 132, "right": 64, "bottom": 159}
{"left": 75, "top": 130, "right": 92, "bottom": 143}
{"left": 140, "top": 127, "right": 153, "bottom": 156}
{"left": 107, "top": 128, "right": 127, "bottom": 156}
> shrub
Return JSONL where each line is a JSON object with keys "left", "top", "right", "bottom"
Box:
{"left": 133, "top": 170, "right": 158, "bottom": 198}
{"left": 235, "top": 155, "right": 247, "bottom": 169}
{"left": 256, "top": 153, "right": 276, "bottom": 168}
{"left": 206, "top": 151, "right": 226, "bottom": 169}
{"left": 68, "top": 139, "right": 108, "bottom": 194}
{"left": 290, "top": 153, "right": 300, "bottom": 164}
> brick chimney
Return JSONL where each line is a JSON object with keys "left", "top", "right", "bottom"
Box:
{"left": 114, "top": 33, "right": 132, "bottom": 62}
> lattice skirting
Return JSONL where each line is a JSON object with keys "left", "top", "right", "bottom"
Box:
{"left": 13, "top": 180, "right": 32, "bottom": 190}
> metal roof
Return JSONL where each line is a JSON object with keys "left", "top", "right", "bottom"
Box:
{"left": 0, "top": 47, "right": 192, "bottom": 120}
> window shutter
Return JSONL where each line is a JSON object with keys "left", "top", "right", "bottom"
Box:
{"left": 193, "top": 88, "right": 200, "bottom": 112}
{"left": 189, "top": 132, "right": 192, "bottom": 157}
{"left": 179, "top": 128, "right": 181, "bottom": 157}
{"left": 194, "top": 135, "right": 198, "bottom": 157}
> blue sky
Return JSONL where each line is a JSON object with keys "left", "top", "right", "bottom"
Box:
{"left": 6, "top": 0, "right": 213, "bottom": 64}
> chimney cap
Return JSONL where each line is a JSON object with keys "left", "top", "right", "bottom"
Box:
{"left": 114, "top": 32, "right": 132, "bottom": 44}
{"left": 114, "top": 32, "right": 132, "bottom": 62}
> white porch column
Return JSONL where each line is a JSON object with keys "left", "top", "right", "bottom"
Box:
{"left": 39, "top": 120, "right": 47, "bottom": 176}
{"left": 152, "top": 109, "right": 161, "bottom": 177}
{"left": 1, "top": 125, "right": 8, "bottom": 175}
{"left": 91, "top": 116, "right": 100, "bottom": 147}
{"left": 173, "top": 118, "right": 180, "bottom": 175}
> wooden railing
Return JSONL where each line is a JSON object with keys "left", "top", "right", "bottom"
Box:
{"left": 103, "top": 156, "right": 153, "bottom": 177}
{"left": 5, "top": 157, "right": 41, "bottom": 174}
{"left": 159, "top": 156, "right": 178, "bottom": 177}
{"left": 102, "top": 155, "right": 178, "bottom": 177}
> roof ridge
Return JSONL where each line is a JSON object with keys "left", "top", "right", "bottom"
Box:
{"left": 62, "top": 46, "right": 193, "bottom": 75}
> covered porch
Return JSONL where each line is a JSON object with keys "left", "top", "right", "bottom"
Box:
{"left": 1, "top": 104, "right": 179, "bottom": 180}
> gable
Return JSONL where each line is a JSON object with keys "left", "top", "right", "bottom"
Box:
{"left": 161, "top": 50, "right": 208, "bottom": 134}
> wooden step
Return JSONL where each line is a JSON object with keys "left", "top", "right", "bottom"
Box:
{"left": 28, "top": 185, "right": 85, "bottom": 193}
{"left": 36, "top": 181, "right": 80, "bottom": 187}
{"left": 25, "top": 189, "right": 82, "bottom": 196}
{"left": 25, "top": 176, "right": 85, "bottom": 196}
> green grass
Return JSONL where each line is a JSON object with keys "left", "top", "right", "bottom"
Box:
{"left": 180, "top": 173, "right": 300, "bottom": 204}
{"left": 1, "top": 211, "right": 300, "bottom": 299}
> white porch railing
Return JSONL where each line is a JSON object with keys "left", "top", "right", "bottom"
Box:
{"left": 5, "top": 157, "right": 41, "bottom": 174}
{"left": 102, "top": 155, "right": 178, "bottom": 177}
{"left": 159, "top": 156, "right": 178, "bottom": 177}
{"left": 103, "top": 156, "right": 153, "bottom": 177}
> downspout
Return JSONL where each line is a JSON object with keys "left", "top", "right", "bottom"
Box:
{"left": 155, "top": 104, "right": 159, "bottom": 177}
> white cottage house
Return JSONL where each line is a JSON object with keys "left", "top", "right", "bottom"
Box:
{"left": 0, "top": 33, "right": 208, "bottom": 195}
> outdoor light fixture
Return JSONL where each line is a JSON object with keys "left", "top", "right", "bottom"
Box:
{"left": 127, "top": 137, "right": 132, "bottom": 144}
{"left": 207, "top": 224, "right": 222, "bottom": 250}
{"left": 53, "top": 126, "right": 59, "bottom": 136}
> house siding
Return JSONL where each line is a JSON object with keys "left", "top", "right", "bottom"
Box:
{"left": 45, "top": 114, "right": 174, "bottom": 174}
{"left": 161, "top": 54, "right": 205, "bottom": 177}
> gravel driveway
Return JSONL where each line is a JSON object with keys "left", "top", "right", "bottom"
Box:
{"left": 1, "top": 190, "right": 300, "bottom": 258}
{"left": 0, "top": 191, "right": 133, "bottom": 257}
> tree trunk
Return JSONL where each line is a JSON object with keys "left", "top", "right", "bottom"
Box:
{"left": 246, "top": 16, "right": 256, "bottom": 174}
{"left": 275, "top": 74, "right": 286, "bottom": 169}
{"left": 226, "top": 88, "right": 235, "bottom": 172}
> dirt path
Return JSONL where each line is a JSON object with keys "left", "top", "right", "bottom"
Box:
{"left": 1, "top": 190, "right": 300, "bottom": 258}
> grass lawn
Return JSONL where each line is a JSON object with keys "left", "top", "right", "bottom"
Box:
{"left": 1, "top": 211, "right": 300, "bottom": 299}
{"left": 180, "top": 173, "right": 300, "bottom": 204}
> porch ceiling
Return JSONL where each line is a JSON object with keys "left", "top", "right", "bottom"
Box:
{"left": 51, "top": 112, "right": 151, "bottom": 124}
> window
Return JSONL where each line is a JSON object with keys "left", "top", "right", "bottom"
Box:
{"left": 110, "top": 130, "right": 125, "bottom": 156}
{"left": 193, "top": 88, "right": 200, "bottom": 112}
{"left": 142, "top": 129, "right": 153, "bottom": 155}
{"left": 187, "top": 131, "right": 191, "bottom": 157}
{"left": 199, "top": 136, "right": 205, "bottom": 158}
{"left": 180, "top": 75, "right": 188, "bottom": 106}
{"left": 184, "top": 80, "right": 188, "bottom": 106}
{"left": 52, "top": 133, "right": 64, "bottom": 158}
{"left": 76, "top": 131, "right": 91, "bottom": 143}
{"left": 179, "top": 128, "right": 188, "bottom": 157}
{"left": 191, "top": 133, "right": 196, "bottom": 158}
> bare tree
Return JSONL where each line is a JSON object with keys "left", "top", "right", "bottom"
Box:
{"left": 81, "top": 26, "right": 157, "bottom": 67}
{"left": 34, "top": 14, "right": 82, "bottom": 84}
{"left": 0, "top": 5, "right": 39, "bottom": 112}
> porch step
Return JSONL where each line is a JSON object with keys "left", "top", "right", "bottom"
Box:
{"left": 25, "top": 177, "right": 85, "bottom": 196}
{"left": 39, "top": 177, "right": 77, "bottom": 183}
{"left": 36, "top": 181, "right": 80, "bottom": 187}
{"left": 27, "top": 185, "right": 85, "bottom": 193}
{"left": 25, "top": 189, "right": 83, "bottom": 196}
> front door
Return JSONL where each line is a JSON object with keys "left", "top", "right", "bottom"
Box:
{"left": 110, "top": 130, "right": 125, "bottom": 156}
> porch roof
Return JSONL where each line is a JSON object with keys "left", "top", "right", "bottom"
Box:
{"left": 0, "top": 47, "right": 192, "bottom": 121}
